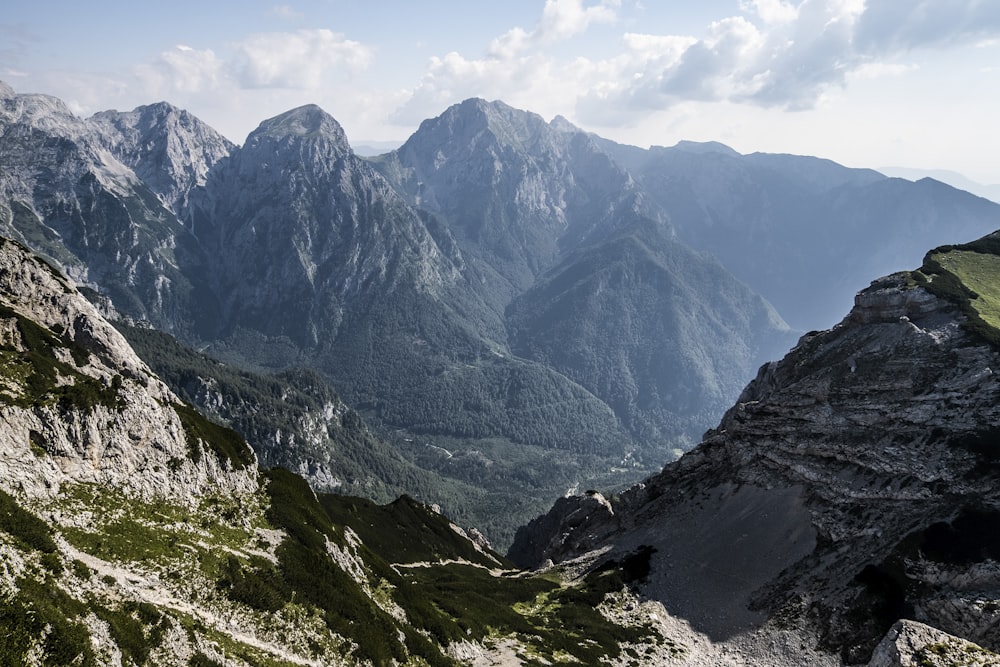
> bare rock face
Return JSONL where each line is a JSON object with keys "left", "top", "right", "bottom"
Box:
{"left": 512, "top": 272, "right": 1000, "bottom": 663}
{"left": 0, "top": 83, "right": 218, "bottom": 338}
{"left": 508, "top": 490, "right": 618, "bottom": 568}
{"left": 868, "top": 620, "right": 1000, "bottom": 667}
{"left": 0, "top": 237, "right": 257, "bottom": 503}
{"left": 90, "top": 102, "right": 235, "bottom": 218}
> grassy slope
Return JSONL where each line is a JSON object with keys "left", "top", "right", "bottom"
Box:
{"left": 932, "top": 250, "right": 1000, "bottom": 330}
{"left": 0, "top": 470, "right": 673, "bottom": 666}
{"left": 914, "top": 233, "right": 1000, "bottom": 346}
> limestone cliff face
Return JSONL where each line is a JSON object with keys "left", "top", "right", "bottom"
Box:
{"left": 0, "top": 237, "right": 257, "bottom": 503}
{"left": 0, "top": 84, "right": 217, "bottom": 338}
{"left": 90, "top": 102, "right": 235, "bottom": 218}
{"left": 511, "top": 271, "right": 1000, "bottom": 664}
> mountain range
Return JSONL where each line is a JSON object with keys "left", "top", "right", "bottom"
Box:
{"left": 5, "top": 175, "right": 1000, "bottom": 665}
{"left": 4, "top": 80, "right": 1000, "bottom": 665}
{"left": 3, "top": 80, "right": 1000, "bottom": 546}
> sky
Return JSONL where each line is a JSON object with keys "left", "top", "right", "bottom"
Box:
{"left": 3, "top": 0, "right": 1000, "bottom": 183}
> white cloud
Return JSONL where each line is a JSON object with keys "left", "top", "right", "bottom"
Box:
{"left": 229, "top": 29, "right": 372, "bottom": 89}
{"left": 488, "top": 0, "right": 618, "bottom": 58}
{"left": 131, "top": 29, "right": 372, "bottom": 99}
{"left": 538, "top": 0, "right": 619, "bottom": 41}
{"left": 397, "top": 0, "right": 1000, "bottom": 132}
{"left": 739, "top": 0, "right": 799, "bottom": 25}
{"left": 271, "top": 5, "right": 304, "bottom": 21}
{"left": 846, "top": 62, "right": 918, "bottom": 81}
{"left": 135, "top": 46, "right": 224, "bottom": 95}
{"left": 576, "top": 0, "right": 1000, "bottom": 123}
{"left": 855, "top": 0, "right": 1000, "bottom": 53}
{"left": 397, "top": 0, "right": 620, "bottom": 122}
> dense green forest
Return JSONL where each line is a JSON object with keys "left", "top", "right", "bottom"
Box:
{"left": 119, "top": 325, "right": 649, "bottom": 548}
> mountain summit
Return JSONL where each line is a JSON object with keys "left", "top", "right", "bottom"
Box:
{"left": 248, "top": 103, "right": 351, "bottom": 148}
{"left": 91, "top": 101, "right": 234, "bottom": 217}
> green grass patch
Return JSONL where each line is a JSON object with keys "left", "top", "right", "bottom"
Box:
{"left": 54, "top": 484, "right": 262, "bottom": 578}
{"left": 90, "top": 600, "right": 169, "bottom": 666}
{"left": 0, "top": 488, "right": 57, "bottom": 553}
{"left": 932, "top": 250, "right": 1000, "bottom": 330}
{"left": 217, "top": 554, "right": 291, "bottom": 612}
{"left": 173, "top": 402, "right": 255, "bottom": 470}
{"left": 0, "top": 575, "right": 95, "bottom": 667}
{"left": 189, "top": 653, "right": 225, "bottom": 667}
{"left": 914, "top": 233, "right": 1000, "bottom": 348}
{"left": 915, "top": 638, "right": 1000, "bottom": 667}
{"left": 263, "top": 468, "right": 425, "bottom": 666}
{"left": 397, "top": 563, "right": 657, "bottom": 664}
{"left": 320, "top": 493, "right": 507, "bottom": 567}
{"left": 264, "top": 468, "right": 665, "bottom": 665}
{"left": 175, "top": 612, "right": 317, "bottom": 667}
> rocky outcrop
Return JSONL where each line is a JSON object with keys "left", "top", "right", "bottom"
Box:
{"left": 509, "top": 490, "right": 618, "bottom": 568}
{"left": 0, "top": 237, "right": 257, "bottom": 503}
{"left": 868, "top": 620, "right": 1000, "bottom": 667}
{"left": 512, "top": 271, "right": 1000, "bottom": 663}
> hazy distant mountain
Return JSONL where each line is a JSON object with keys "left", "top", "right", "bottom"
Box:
{"left": 602, "top": 139, "right": 1000, "bottom": 329}
{"left": 879, "top": 166, "right": 1000, "bottom": 204}
{"left": 507, "top": 219, "right": 793, "bottom": 449}
{"left": 352, "top": 139, "right": 403, "bottom": 156}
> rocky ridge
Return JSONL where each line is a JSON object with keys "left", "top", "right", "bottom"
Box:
{"left": 90, "top": 102, "right": 234, "bottom": 218}
{"left": 511, "top": 264, "right": 1000, "bottom": 664}
{"left": 0, "top": 83, "right": 216, "bottom": 338}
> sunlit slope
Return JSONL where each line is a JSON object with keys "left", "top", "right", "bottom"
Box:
{"left": 914, "top": 233, "right": 1000, "bottom": 344}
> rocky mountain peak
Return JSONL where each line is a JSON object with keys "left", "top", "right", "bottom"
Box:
{"left": 403, "top": 97, "right": 552, "bottom": 158}
{"left": 248, "top": 103, "right": 350, "bottom": 151}
{"left": 0, "top": 86, "right": 79, "bottom": 135}
{"left": 549, "top": 114, "right": 581, "bottom": 134}
{"left": 665, "top": 139, "right": 741, "bottom": 157}
{"left": 90, "top": 101, "right": 234, "bottom": 216}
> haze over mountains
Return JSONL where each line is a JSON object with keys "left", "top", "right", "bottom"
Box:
{"left": 3, "top": 80, "right": 1000, "bottom": 543}
{"left": 880, "top": 166, "right": 1000, "bottom": 206}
